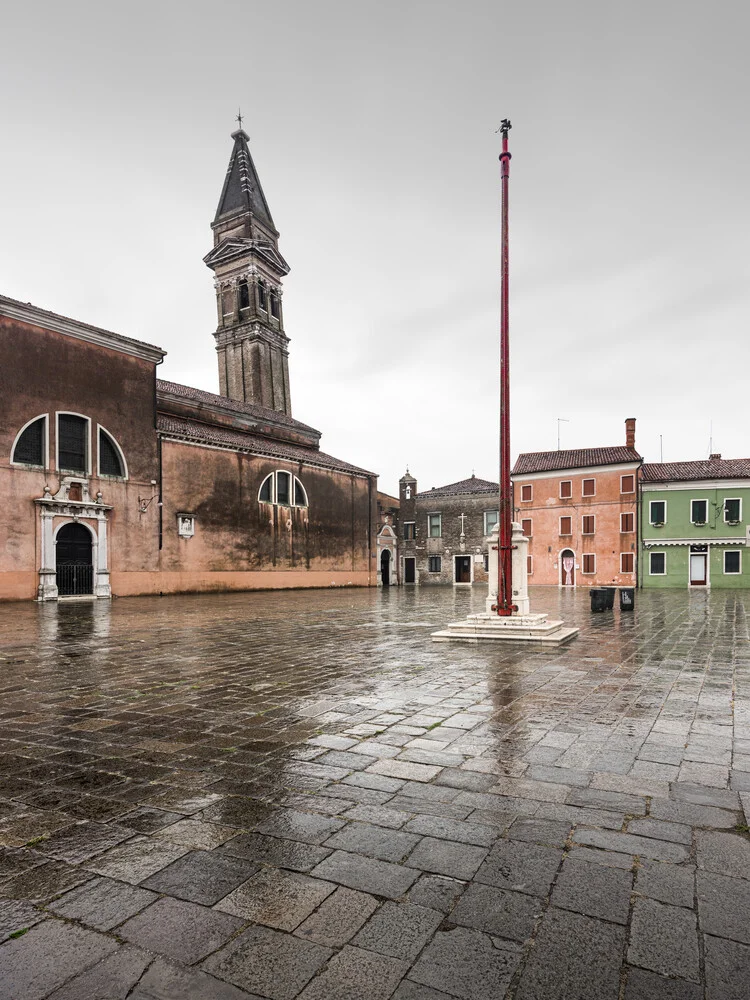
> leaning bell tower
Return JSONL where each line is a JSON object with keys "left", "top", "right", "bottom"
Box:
{"left": 203, "top": 128, "right": 292, "bottom": 415}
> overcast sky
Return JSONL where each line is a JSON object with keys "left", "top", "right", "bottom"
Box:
{"left": 2, "top": 1, "right": 748, "bottom": 495}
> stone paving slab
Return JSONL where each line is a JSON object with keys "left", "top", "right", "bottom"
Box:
{"left": 2, "top": 586, "right": 750, "bottom": 997}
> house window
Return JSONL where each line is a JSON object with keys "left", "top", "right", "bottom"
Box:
{"left": 527, "top": 555, "right": 533, "bottom": 575}
{"left": 724, "top": 498, "right": 742, "bottom": 523}
{"left": 428, "top": 556, "right": 442, "bottom": 572}
{"left": 582, "top": 478, "right": 596, "bottom": 497}
{"left": 428, "top": 513, "right": 442, "bottom": 537}
{"left": 559, "top": 480, "right": 572, "bottom": 499}
{"left": 649, "top": 500, "right": 666, "bottom": 525}
{"left": 691, "top": 499, "right": 708, "bottom": 525}
{"left": 403, "top": 522, "right": 416, "bottom": 540}
{"left": 258, "top": 282, "right": 267, "bottom": 310}
{"left": 521, "top": 518, "right": 532, "bottom": 537}
{"left": 484, "top": 510, "right": 499, "bottom": 535}
{"left": 582, "top": 515, "right": 595, "bottom": 535}
{"left": 238, "top": 279, "right": 250, "bottom": 310}
{"left": 521, "top": 484, "right": 533, "bottom": 502}
{"left": 12, "top": 415, "right": 46, "bottom": 466}
{"left": 649, "top": 551, "right": 666, "bottom": 575}
{"left": 258, "top": 472, "right": 308, "bottom": 507}
{"left": 621, "top": 512, "right": 635, "bottom": 533}
{"left": 270, "top": 291, "right": 280, "bottom": 319}
{"left": 559, "top": 516, "right": 572, "bottom": 535}
{"left": 58, "top": 414, "right": 88, "bottom": 474}
{"left": 582, "top": 554, "right": 596, "bottom": 574}
{"left": 621, "top": 552, "right": 634, "bottom": 573}
{"left": 620, "top": 474, "right": 635, "bottom": 494}
{"left": 724, "top": 550, "right": 741, "bottom": 574}
{"left": 98, "top": 428, "right": 126, "bottom": 478}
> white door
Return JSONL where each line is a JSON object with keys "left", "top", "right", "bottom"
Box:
{"left": 690, "top": 553, "right": 707, "bottom": 586}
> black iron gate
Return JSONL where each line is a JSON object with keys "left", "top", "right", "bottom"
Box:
{"left": 56, "top": 523, "right": 93, "bottom": 596}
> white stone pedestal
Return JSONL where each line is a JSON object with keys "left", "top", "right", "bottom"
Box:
{"left": 432, "top": 522, "right": 579, "bottom": 645}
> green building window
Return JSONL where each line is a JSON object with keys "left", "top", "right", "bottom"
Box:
{"left": 649, "top": 551, "right": 666, "bottom": 575}
{"left": 724, "top": 550, "right": 741, "bottom": 574}
{"left": 691, "top": 500, "right": 707, "bottom": 525}
{"left": 724, "top": 499, "right": 742, "bottom": 524}
{"left": 649, "top": 500, "right": 666, "bottom": 525}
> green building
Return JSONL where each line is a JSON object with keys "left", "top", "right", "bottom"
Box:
{"left": 640, "top": 457, "right": 750, "bottom": 589}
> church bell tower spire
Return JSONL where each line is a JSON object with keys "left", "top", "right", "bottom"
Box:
{"left": 203, "top": 128, "right": 292, "bottom": 415}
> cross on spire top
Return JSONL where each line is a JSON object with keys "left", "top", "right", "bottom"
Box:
{"left": 235, "top": 108, "right": 244, "bottom": 130}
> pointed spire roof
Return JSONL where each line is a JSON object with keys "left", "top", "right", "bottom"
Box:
{"left": 214, "top": 129, "right": 276, "bottom": 232}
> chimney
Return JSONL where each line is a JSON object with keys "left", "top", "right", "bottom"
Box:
{"left": 709, "top": 453, "right": 721, "bottom": 461}
{"left": 625, "top": 418, "right": 636, "bottom": 450}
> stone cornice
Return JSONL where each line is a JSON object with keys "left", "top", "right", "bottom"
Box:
{"left": 0, "top": 296, "right": 166, "bottom": 365}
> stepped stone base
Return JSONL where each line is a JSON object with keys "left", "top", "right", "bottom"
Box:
{"left": 432, "top": 612, "right": 579, "bottom": 645}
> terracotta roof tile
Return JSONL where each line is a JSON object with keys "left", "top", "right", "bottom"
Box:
{"left": 642, "top": 458, "right": 750, "bottom": 482}
{"left": 419, "top": 476, "right": 499, "bottom": 498}
{"left": 156, "top": 379, "right": 318, "bottom": 434}
{"left": 512, "top": 447, "right": 641, "bottom": 475}
{"left": 157, "top": 415, "right": 375, "bottom": 477}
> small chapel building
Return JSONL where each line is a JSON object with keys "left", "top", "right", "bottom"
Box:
{"left": 0, "top": 129, "right": 377, "bottom": 601}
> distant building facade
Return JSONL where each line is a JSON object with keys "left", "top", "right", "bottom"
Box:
{"left": 640, "top": 456, "right": 750, "bottom": 589}
{"left": 398, "top": 472, "right": 499, "bottom": 586}
{"left": 376, "top": 491, "right": 400, "bottom": 586}
{"left": 0, "top": 129, "right": 377, "bottom": 601}
{"left": 511, "top": 419, "right": 641, "bottom": 588}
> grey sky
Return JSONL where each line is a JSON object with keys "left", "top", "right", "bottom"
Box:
{"left": 2, "top": 1, "right": 748, "bottom": 495}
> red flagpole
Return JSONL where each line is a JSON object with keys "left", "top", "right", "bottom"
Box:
{"left": 497, "top": 119, "right": 514, "bottom": 616}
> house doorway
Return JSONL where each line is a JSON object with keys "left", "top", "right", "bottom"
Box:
{"left": 690, "top": 549, "right": 707, "bottom": 586}
{"left": 56, "top": 523, "right": 93, "bottom": 596}
{"left": 560, "top": 549, "right": 575, "bottom": 587}
{"left": 454, "top": 555, "right": 472, "bottom": 584}
{"left": 381, "top": 549, "right": 391, "bottom": 586}
{"left": 404, "top": 557, "right": 416, "bottom": 584}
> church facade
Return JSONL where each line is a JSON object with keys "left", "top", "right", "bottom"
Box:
{"left": 0, "top": 129, "right": 377, "bottom": 601}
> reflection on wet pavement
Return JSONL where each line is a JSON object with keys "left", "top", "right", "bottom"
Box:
{"left": 0, "top": 585, "right": 749, "bottom": 997}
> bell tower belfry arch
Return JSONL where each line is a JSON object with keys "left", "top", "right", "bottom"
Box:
{"left": 204, "top": 129, "right": 293, "bottom": 415}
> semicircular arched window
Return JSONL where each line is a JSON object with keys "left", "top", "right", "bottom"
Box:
{"left": 258, "top": 471, "right": 308, "bottom": 507}
{"left": 12, "top": 415, "right": 47, "bottom": 467}
{"left": 98, "top": 427, "right": 127, "bottom": 478}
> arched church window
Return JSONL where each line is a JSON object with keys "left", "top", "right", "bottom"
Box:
{"left": 270, "top": 290, "right": 280, "bottom": 319}
{"left": 238, "top": 279, "right": 250, "bottom": 310}
{"left": 258, "top": 471, "right": 309, "bottom": 507}
{"left": 258, "top": 282, "right": 267, "bottom": 311}
{"left": 12, "top": 415, "right": 47, "bottom": 466}
{"left": 98, "top": 427, "right": 127, "bottom": 478}
{"left": 58, "top": 414, "right": 88, "bottom": 474}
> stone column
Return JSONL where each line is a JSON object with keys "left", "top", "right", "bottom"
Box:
{"left": 486, "top": 521, "right": 529, "bottom": 615}
{"left": 94, "top": 513, "right": 111, "bottom": 598}
{"left": 37, "top": 506, "right": 58, "bottom": 601}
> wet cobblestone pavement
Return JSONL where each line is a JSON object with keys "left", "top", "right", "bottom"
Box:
{"left": 1, "top": 585, "right": 749, "bottom": 999}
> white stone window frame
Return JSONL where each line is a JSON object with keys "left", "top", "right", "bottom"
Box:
{"left": 689, "top": 498, "right": 708, "bottom": 525}
{"left": 581, "top": 514, "right": 596, "bottom": 535}
{"left": 582, "top": 477, "right": 597, "bottom": 498}
{"left": 559, "top": 480, "right": 573, "bottom": 500}
{"left": 483, "top": 510, "right": 499, "bottom": 535}
{"left": 11, "top": 413, "right": 49, "bottom": 468}
{"left": 56, "top": 411, "right": 92, "bottom": 476}
{"left": 403, "top": 521, "right": 416, "bottom": 540}
{"left": 620, "top": 552, "right": 635, "bottom": 573}
{"left": 724, "top": 549, "right": 742, "bottom": 574}
{"left": 427, "top": 512, "right": 442, "bottom": 538}
{"left": 649, "top": 499, "right": 667, "bottom": 525}
{"left": 520, "top": 484, "right": 533, "bottom": 502}
{"left": 428, "top": 555, "right": 442, "bottom": 573}
{"left": 581, "top": 553, "right": 596, "bottom": 574}
{"left": 258, "top": 470, "right": 309, "bottom": 507}
{"left": 521, "top": 517, "right": 533, "bottom": 538}
{"left": 620, "top": 474, "right": 636, "bottom": 494}
{"left": 559, "top": 515, "right": 572, "bottom": 536}
{"left": 649, "top": 551, "right": 667, "bottom": 575}
{"left": 724, "top": 498, "right": 742, "bottom": 524}
{"left": 527, "top": 554, "right": 533, "bottom": 575}
{"left": 96, "top": 424, "right": 129, "bottom": 480}
{"left": 620, "top": 511, "right": 635, "bottom": 533}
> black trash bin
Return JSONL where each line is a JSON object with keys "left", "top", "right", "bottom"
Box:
{"left": 619, "top": 587, "right": 635, "bottom": 611}
{"left": 590, "top": 589, "right": 608, "bottom": 612}
{"left": 602, "top": 587, "right": 616, "bottom": 610}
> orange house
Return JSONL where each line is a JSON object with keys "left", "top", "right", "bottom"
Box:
{"left": 511, "top": 419, "right": 642, "bottom": 587}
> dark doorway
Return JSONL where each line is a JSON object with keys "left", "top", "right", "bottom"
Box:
{"left": 454, "top": 556, "right": 472, "bottom": 583}
{"left": 381, "top": 549, "right": 391, "bottom": 586}
{"left": 56, "top": 523, "right": 93, "bottom": 596}
{"left": 404, "top": 557, "right": 416, "bottom": 584}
